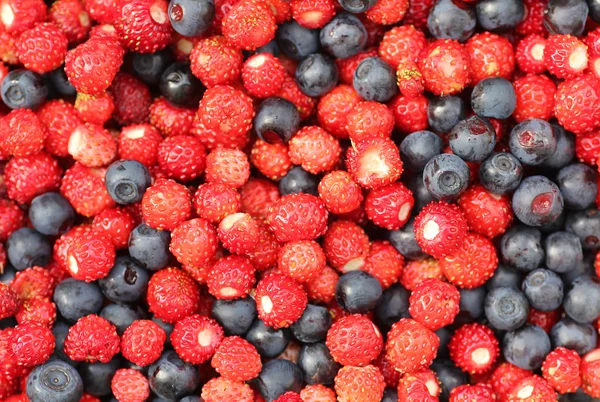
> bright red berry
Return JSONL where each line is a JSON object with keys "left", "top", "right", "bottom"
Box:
{"left": 346, "top": 137, "right": 403, "bottom": 190}
{"left": 274, "top": 392, "right": 303, "bottom": 402}
{"left": 250, "top": 139, "right": 293, "bottom": 181}
{"left": 48, "top": 0, "right": 91, "bottom": 44}
{"left": 37, "top": 99, "right": 82, "bottom": 158}
{"left": 413, "top": 201, "right": 468, "bottom": 259}
{"left": 290, "top": 0, "right": 334, "bottom": 28}
{"left": 205, "top": 147, "right": 251, "bottom": 189}
{"left": 10, "top": 321, "right": 54, "bottom": 367}
{"left": 516, "top": 34, "right": 547, "bottom": 74}
{"left": 111, "top": 368, "right": 150, "bottom": 402}
{"left": 193, "top": 183, "right": 241, "bottom": 224}
{"left": 449, "top": 323, "right": 500, "bottom": 374}
{"left": 157, "top": 135, "right": 206, "bottom": 182}
{"left": 222, "top": 0, "right": 276, "bottom": 50}
{"left": 114, "top": 0, "right": 172, "bottom": 53}
{"left": 346, "top": 101, "right": 394, "bottom": 143}
{"left": 109, "top": 72, "right": 152, "bottom": 125}
{"left": 322, "top": 220, "right": 370, "bottom": 272}
{"left": 317, "top": 84, "right": 362, "bottom": 139}
{"left": 364, "top": 182, "right": 413, "bottom": 230}
{"left": 15, "top": 22, "right": 68, "bottom": 74}
{"left": 64, "top": 314, "right": 120, "bottom": 363}
{"left": 409, "top": 278, "right": 460, "bottom": 331}
{"left": 6, "top": 152, "right": 62, "bottom": 205}
{"left": 490, "top": 362, "right": 533, "bottom": 402}
{"left": 544, "top": 34, "right": 588, "bottom": 79}
{"left": 554, "top": 73, "right": 600, "bottom": 135}
{"left": 170, "top": 218, "right": 218, "bottom": 268}
{"left": 255, "top": 273, "right": 307, "bottom": 329}
{"left": 120, "top": 319, "right": 166, "bottom": 367}
{"left": 142, "top": 178, "right": 191, "bottom": 230}
{"left": 581, "top": 348, "right": 600, "bottom": 398}
{"left": 65, "top": 231, "right": 116, "bottom": 282}
{"left": 300, "top": 385, "right": 336, "bottom": 402}
{"left": 1, "top": 108, "right": 46, "bottom": 157}
{"left": 246, "top": 221, "right": 280, "bottom": 272}
{"left": 171, "top": 314, "right": 224, "bottom": 364}
{"left": 74, "top": 92, "right": 115, "bottom": 125}
{"left": 149, "top": 97, "right": 195, "bottom": 137}
{"left": 449, "top": 384, "right": 496, "bottom": 402}
{"left": 201, "top": 377, "right": 254, "bottom": 402}
{"left": 117, "top": 123, "right": 163, "bottom": 167}
{"left": 0, "top": 0, "right": 46, "bottom": 36}
{"left": 386, "top": 318, "right": 439, "bottom": 373}
{"left": 389, "top": 93, "right": 429, "bottom": 133}
{"left": 190, "top": 35, "right": 243, "bottom": 88}
{"left": 267, "top": 193, "right": 328, "bottom": 242}
{"left": 289, "top": 126, "right": 341, "bottom": 175}
{"left": 0, "top": 199, "right": 24, "bottom": 242}
{"left": 68, "top": 123, "right": 117, "bottom": 167}
{"left": 365, "top": 0, "right": 407, "bottom": 24}
{"left": 318, "top": 170, "right": 363, "bottom": 215}
{"left": 334, "top": 365, "right": 386, "bottom": 402}
{"left": 440, "top": 232, "right": 498, "bottom": 289}
{"left": 211, "top": 336, "right": 262, "bottom": 381}
{"left": 576, "top": 130, "right": 600, "bottom": 165}
{"left": 397, "top": 369, "right": 440, "bottom": 402}
{"left": 326, "top": 314, "right": 383, "bottom": 367}
{"left": 277, "top": 240, "right": 326, "bottom": 283}
{"left": 92, "top": 207, "right": 135, "bottom": 249}
{"left": 147, "top": 267, "right": 201, "bottom": 323}
{"left": 0, "top": 283, "right": 18, "bottom": 321}
{"left": 506, "top": 375, "right": 557, "bottom": 402}
{"left": 277, "top": 73, "right": 317, "bottom": 119}
{"left": 418, "top": 39, "right": 470, "bottom": 96}
{"left": 541, "top": 346, "right": 581, "bottom": 394}
{"left": 9, "top": 266, "right": 55, "bottom": 301}
{"left": 458, "top": 184, "right": 513, "bottom": 238}
{"left": 61, "top": 162, "right": 115, "bottom": 217}
{"left": 240, "top": 177, "right": 280, "bottom": 220}
{"left": 512, "top": 74, "right": 556, "bottom": 123}
{"left": 207, "top": 255, "right": 256, "bottom": 299}
{"left": 516, "top": 0, "right": 546, "bottom": 36}
{"left": 465, "top": 32, "right": 515, "bottom": 84}
{"left": 242, "top": 52, "right": 286, "bottom": 98}
{"left": 305, "top": 265, "right": 338, "bottom": 304}
{"left": 378, "top": 25, "right": 427, "bottom": 69}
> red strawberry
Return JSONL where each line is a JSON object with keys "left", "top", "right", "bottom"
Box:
{"left": 10, "top": 321, "right": 54, "bottom": 367}
{"left": 61, "top": 163, "right": 115, "bottom": 217}
{"left": 386, "top": 318, "right": 439, "bottom": 373}
{"left": 409, "top": 278, "right": 460, "bottom": 331}
{"left": 576, "top": 130, "right": 600, "bottom": 165}
{"left": 336, "top": 49, "right": 378, "bottom": 85}
{"left": 240, "top": 177, "right": 280, "bottom": 220}
{"left": 399, "top": 258, "right": 444, "bottom": 291}
{"left": 516, "top": 34, "right": 547, "bottom": 74}
{"left": 193, "top": 183, "right": 241, "bottom": 224}
{"left": 246, "top": 221, "right": 280, "bottom": 271}
{"left": 37, "top": 99, "right": 82, "bottom": 158}
{"left": 346, "top": 137, "right": 403, "bottom": 190}
{"left": 512, "top": 74, "right": 556, "bottom": 123}
{"left": 450, "top": 384, "right": 496, "bottom": 402}
{"left": 466, "top": 32, "right": 514, "bottom": 84}
{"left": 250, "top": 139, "right": 293, "bottom": 181}
{"left": 449, "top": 323, "right": 499, "bottom": 374}
{"left": 0, "top": 0, "right": 46, "bottom": 36}
{"left": 554, "top": 73, "right": 600, "bottom": 135}
{"left": 111, "top": 369, "right": 150, "bottom": 402}
{"left": 334, "top": 365, "right": 385, "bottom": 402}
{"left": 363, "top": 240, "right": 404, "bottom": 290}
{"left": 288, "top": 125, "right": 342, "bottom": 175}
{"left": 396, "top": 60, "right": 425, "bottom": 98}
{"left": 205, "top": 147, "right": 250, "bottom": 189}
{"left": 365, "top": 0, "right": 407, "bottom": 25}
{"left": 274, "top": 392, "right": 303, "bottom": 402}
{"left": 516, "top": 0, "right": 546, "bottom": 36}
{"left": 222, "top": 0, "right": 276, "bottom": 50}
{"left": 117, "top": 123, "right": 163, "bottom": 167}
{"left": 458, "top": 184, "right": 513, "bottom": 238}
{"left": 201, "top": 377, "right": 254, "bottom": 402}
{"left": 0, "top": 199, "right": 24, "bottom": 242}
{"left": 527, "top": 308, "right": 561, "bottom": 333}
{"left": 74, "top": 91, "right": 114, "bottom": 125}
{"left": 142, "top": 178, "right": 191, "bottom": 230}
{"left": 389, "top": 93, "right": 429, "bottom": 133}
{"left": 64, "top": 314, "right": 120, "bottom": 363}
{"left": 317, "top": 84, "right": 362, "bottom": 139}
{"left": 267, "top": 193, "right": 328, "bottom": 242}
{"left": 190, "top": 35, "right": 243, "bottom": 88}
{"left": 171, "top": 314, "right": 224, "bottom": 364}
{"left": 255, "top": 273, "right": 307, "bottom": 329}
{"left": 365, "top": 182, "right": 413, "bottom": 230}
{"left": 305, "top": 265, "right": 338, "bottom": 304}
{"left": 170, "top": 218, "right": 218, "bottom": 267}
{"left": 544, "top": 34, "right": 588, "bottom": 79}
{"left": 149, "top": 97, "right": 194, "bottom": 137}
{"left": 1, "top": 108, "right": 46, "bottom": 157}
{"left": 346, "top": 101, "right": 394, "bottom": 143}
{"left": 277, "top": 73, "right": 316, "bottom": 119}
{"left": 92, "top": 207, "right": 135, "bottom": 249}
{"left": 506, "top": 375, "right": 556, "bottom": 402}
{"left": 206, "top": 255, "right": 256, "bottom": 299}
{"left": 15, "top": 22, "right": 68, "bottom": 74}
{"left": 5, "top": 152, "right": 62, "bottom": 205}
{"left": 378, "top": 25, "right": 427, "bottom": 69}
{"left": 109, "top": 72, "right": 152, "bottom": 125}
{"left": 242, "top": 52, "right": 286, "bottom": 98}
{"left": 322, "top": 220, "right": 370, "bottom": 272}
{"left": 541, "top": 346, "right": 581, "bottom": 394}
{"left": 397, "top": 369, "right": 440, "bottom": 402}
{"left": 68, "top": 123, "right": 117, "bottom": 167}
{"left": 120, "top": 320, "right": 166, "bottom": 367}
{"left": 147, "top": 267, "right": 201, "bottom": 324}
{"left": 581, "top": 348, "right": 600, "bottom": 398}
{"left": 318, "top": 170, "right": 363, "bottom": 215}
{"left": 65, "top": 231, "right": 116, "bottom": 282}
{"left": 114, "top": 0, "right": 172, "bottom": 53}
{"left": 491, "top": 363, "right": 533, "bottom": 402}
{"left": 413, "top": 201, "right": 468, "bottom": 259}
{"left": 300, "top": 385, "right": 336, "bottom": 402}
{"left": 157, "top": 135, "right": 206, "bottom": 182}
{"left": 48, "top": 0, "right": 91, "bottom": 44}
{"left": 0, "top": 283, "right": 18, "bottom": 320}
{"left": 211, "top": 336, "right": 262, "bottom": 381}
{"left": 326, "top": 314, "right": 383, "bottom": 367}
{"left": 277, "top": 240, "right": 326, "bottom": 283}
{"left": 403, "top": 0, "right": 434, "bottom": 28}
{"left": 290, "top": 0, "right": 334, "bottom": 28}
{"left": 440, "top": 232, "right": 498, "bottom": 289}
{"left": 9, "top": 266, "right": 55, "bottom": 301}
{"left": 418, "top": 39, "right": 470, "bottom": 96}
{"left": 84, "top": 0, "right": 118, "bottom": 24}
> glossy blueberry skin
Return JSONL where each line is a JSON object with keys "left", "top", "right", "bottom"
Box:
{"left": 148, "top": 351, "right": 200, "bottom": 400}
{"left": 51, "top": 321, "right": 80, "bottom": 368}
{"left": 476, "top": 0, "right": 525, "bottom": 31}
{"left": 337, "top": 0, "right": 376, "bottom": 13}
{"left": 353, "top": 56, "right": 398, "bottom": 102}
{"left": 590, "top": 0, "right": 600, "bottom": 22}
{"left": 557, "top": 163, "right": 598, "bottom": 210}
{"left": 297, "top": 342, "right": 340, "bottom": 385}
{"left": 336, "top": 270, "right": 382, "bottom": 314}
{"left": 544, "top": 231, "right": 583, "bottom": 273}
{"left": 386, "top": 217, "right": 427, "bottom": 261}
{"left": 400, "top": 130, "right": 444, "bottom": 172}
{"left": 159, "top": 62, "right": 204, "bottom": 108}
{"left": 563, "top": 275, "right": 600, "bottom": 324}
{"left": 105, "top": 160, "right": 152, "bottom": 205}
{"left": 53, "top": 278, "right": 103, "bottom": 323}
{"left": 512, "top": 175, "right": 564, "bottom": 227}
{"left": 0, "top": 265, "right": 16, "bottom": 285}
{"left": 456, "top": 287, "right": 487, "bottom": 324}
{"left": 521, "top": 268, "right": 564, "bottom": 312}
{"left": 544, "top": 0, "right": 589, "bottom": 36}
{"left": 374, "top": 283, "right": 411, "bottom": 334}
{"left": 128, "top": 223, "right": 172, "bottom": 271}
{"left": 551, "top": 317, "right": 598, "bottom": 355}
{"left": 501, "top": 225, "right": 545, "bottom": 272}
{"left": 100, "top": 303, "right": 145, "bottom": 335}
{"left": 436, "top": 327, "right": 453, "bottom": 358}
{"left": 246, "top": 320, "right": 291, "bottom": 358}
{"left": 46, "top": 66, "right": 76, "bottom": 97}
{"left": 1, "top": 69, "right": 48, "bottom": 109}
{"left": 29, "top": 192, "right": 75, "bottom": 236}
{"left": 406, "top": 172, "right": 435, "bottom": 213}
{"left": 486, "top": 263, "right": 522, "bottom": 291}
{"left": 479, "top": 152, "right": 523, "bottom": 194}
{"left": 132, "top": 50, "right": 172, "bottom": 86}
{"left": 291, "top": 304, "right": 332, "bottom": 343}
{"left": 26, "top": 360, "right": 83, "bottom": 402}
{"left": 277, "top": 21, "right": 321, "bottom": 60}
{"left": 80, "top": 356, "right": 121, "bottom": 396}
{"left": 168, "top": 0, "right": 215, "bottom": 37}
{"left": 423, "top": 153, "right": 470, "bottom": 201}
{"left": 295, "top": 53, "right": 339, "bottom": 97}
{"left": 471, "top": 77, "right": 516, "bottom": 119}
{"left": 565, "top": 208, "right": 600, "bottom": 250}
{"left": 427, "top": 0, "right": 476, "bottom": 42}
{"left": 212, "top": 297, "right": 257, "bottom": 336}
{"left": 254, "top": 97, "right": 300, "bottom": 144}
{"left": 539, "top": 124, "right": 575, "bottom": 170}
{"left": 279, "top": 166, "right": 319, "bottom": 196}
{"left": 152, "top": 316, "right": 174, "bottom": 346}
{"left": 485, "top": 286, "right": 530, "bottom": 331}
{"left": 427, "top": 95, "right": 466, "bottom": 133}
{"left": 431, "top": 360, "right": 468, "bottom": 402}
{"left": 256, "top": 359, "right": 303, "bottom": 402}
{"left": 449, "top": 115, "right": 496, "bottom": 162}
{"left": 503, "top": 324, "right": 551, "bottom": 370}
{"left": 6, "top": 228, "right": 51, "bottom": 270}
{"left": 561, "top": 252, "right": 596, "bottom": 287}
{"left": 320, "top": 13, "right": 367, "bottom": 59}
{"left": 99, "top": 256, "right": 150, "bottom": 303}
{"left": 509, "top": 118, "right": 557, "bottom": 166}
{"left": 382, "top": 388, "right": 399, "bottom": 402}
{"left": 256, "top": 40, "right": 281, "bottom": 57}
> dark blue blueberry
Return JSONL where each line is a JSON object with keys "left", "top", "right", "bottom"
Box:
{"left": 0, "top": 317, "right": 17, "bottom": 329}
{"left": 212, "top": 297, "right": 257, "bottom": 336}
{"left": 320, "top": 13, "right": 367, "bottom": 59}
{"left": 476, "top": 0, "right": 525, "bottom": 31}
{"left": 336, "top": 270, "right": 382, "bottom": 313}
{"left": 471, "top": 77, "right": 516, "bottom": 119}
{"left": 46, "top": 66, "right": 76, "bottom": 97}
{"left": 100, "top": 303, "right": 145, "bottom": 335}
{"left": 512, "top": 175, "right": 564, "bottom": 227}
{"left": 291, "top": 304, "right": 331, "bottom": 343}
{"left": 337, "top": 0, "right": 376, "bottom": 13}
{"left": 180, "top": 397, "right": 202, "bottom": 402}
{"left": 551, "top": 317, "right": 598, "bottom": 355}
{"left": 6, "top": 227, "right": 51, "bottom": 270}
{"left": 562, "top": 252, "right": 596, "bottom": 286}
{"left": 449, "top": 115, "right": 496, "bottom": 162}
{"left": 544, "top": 231, "right": 583, "bottom": 273}
{"left": 256, "top": 40, "right": 280, "bottom": 56}
{"left": 400, "top": 130, "right": 444, "bottom": 172}
{"left": 159, "top": 62, "right": 204, "bottom": 108}
{"left": 456, "top": 287, "right": 486, "bottom": 324}
{"left": 26, "top": 360, "right": 83, "bottom": 402}
{"left": 1, "top": 69, "right": 48, "bottom": 109}
{"left": 129, "top": 223, "right": 172, "bottom": 271}
{"left": 386, "top": 217, "right": 427, "bottom": 261}
{"left": 501, "top": 225, "right": 545, "bottom": 272}
{"left": 246, "top": 319, "right": 291, "bottom": 358}
{"left": 28, "top": 192, "right": 74, "bottom": 236}
{"left": 427, "top": 95, "right": 466, "bottom": 133}
{"left": 276, "top": 21, "right": 321, "bottom": 60}
{"left": 99, "top": 256, "right": 150, "bottom": 303}
{"left": 544, "top": 0, "right": 589, "bottom": 35}
{"left": 51, "top": 321, "right": 80, "bottom": 368}
{"left": 479, "top": 152, "right": 523, "bottom": 194}
{"left": 427, "top": 0, "right": 476, "bottom": 42}
{"left": 255, "top": 359, "right": 303, "bottom": 402}
{"left": 423, "top": 153, "right": 470, "bottom": 201}
{"left": 148, "top": 351, "right": 200, "bottom": 400}
{"left": 539, "top": 124, "right": 575, "bottom": 170}
{"left": 168, "top": 0, "right": 215, "bottom": 37}
{"left": 431, "top": 360, "right": 468, "bottom": 402}
{"left": 374, "top": 283, "right": 411, "bottom": 334}
{"left": 132, "top": 50, "right": 172, "bottom": 86}
{"left": 538, "top": 210, "right": 566, "bottom": 234}
{"left": 152, "top": 316, "right": 174, "bottom": 346}
{"left": 485, "top": 286, "right": 530, "bottom": 331}
{"left": 509, "top": 118, "right": 557, "bottom": 166}
{"left": 295, "top": 53, "right": 338, "bottom": 97}
{"left": 558, "top": 389, "right": 598, "bottom": 402}
{"left": 80, "top": 356, "right": 121, "bottom": 396}
{"left": 590, "top": 0, "right": 600, "bottom": 23}
{"left": 254, "top": 97, "right": 300, "bottom": 144}
{"left": 382, "top": 388, "right": 399, "bottom": 402}
{"left": 521, "top": 268, "right": 564, "bottom": 312}
{"left": 0, "top": 264, "right": 16, "bottom": 284}
{"left": 565, "top": 208, "right": 600, "bottom": 250}
{"left": 105, "top": 160, "right": 152, "bottom": 205}
{"left": 279, "top": 166, "right": 319, "bottom": 196}
{"left": 486, "top": 263, "right": 522, "bottom": 291}
{"left": 557, "top": 163, "right": 598, "bottom": 210}
{"left": 297, "top": 342, "right": 340, "bottom": 385}
{"left": 406, "top": 172, "right": 435, "bottom": 213}
{"left": 503, "top": 324, "right": 551, "bottom": 370}
{"left": 436, "top": 327, "right": 453, "bottom": 359}
{"left": 563, "top": 275, "right": 600, "bottom": 324}
{"left": 353, "top": 56, "right": 398, "bottom": 102}
{"left": 53, "top": 278, "right": 103, "bottom": 322}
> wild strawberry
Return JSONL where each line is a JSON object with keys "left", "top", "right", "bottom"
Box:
{"left": 277, "top": 240, "right": 326, "bottom": 283}
{"left": 48, "top": 0, "right": 91, "bottom": 44}
{"left": 255, "top": 273, "right": 307, "bottom": 329}
{"left": 118, "top": 124, "right": 163, "bottom": 167}
{"left": 413, "top": 201, "right": 468, "bottom": 259}
{"left": 386, "top": 318, "right": 439, "bottom": 373}
{"left": 157, "top": 135, "right": 206, "bottom": 182}
{"left": 67, "top": 123, "right": 117, "bottom": 167}
{"left": 193, "top": 183, "right": 241, "bottom": 224}
{"left": 466, "top": 32, "right": 514, "bottom": 84}
{"left": 0, "top": 25, "right": 16, "bottom": 65}
{"left": 346, "top": 137, "right": 403, "bottom": 190}
{"left": 289, "top": 127, "right": 341, "bottom": 175}
{"left": 379, "top": 26, "right": 427, "bottom": 71}
{"left": 83, "top": 0, "right": 117, "bottom": 23}
{"left": 277, "top": 74, "right": 317, "bottom": 119}
{"left": 345, "top": 101, "right": 394, "bottom": 143}
{"left": 207, "top": 255, "right": 256, "bottom": 299}
{"left": 5, "top": 152, "right": 62, "bottom": 205}
{"left": 142, "top": 179, "right": 191, "bottom": 230}
{"left": 364, "top": 182, "right": 413, "bottom": 230}
{"left": 576, "top": 130, "right": 600, "bottom": 165}
{"left": 201, "top": 377, "right": 254, "bottom": 402}
{"left": 53, "top": 225, "right": 92, "bottom": 270}
{"left": 120, "top": 319, "right": 166, "bottom": 366}
{"left": 264, "top": 0, "right": 292, "bottom": 24}
{"left": 64, "top": 314, "right": 119, "bottom": 363}
{"left": 211, "top": 336, "right": 262, "bottom": 381}
{"left": 111, "top": 369, "right": 150, "bottom": 402}
{"left": 267, "top": 193, "right": 328, "bottom": 242}
{"left": 305, "top": 265, "right": 338, "bottom": 304}
{"left": 362, "top": 240, "right": 403, "bottom": 290}
{"left": 1, "top": 109, "right": 46, "bottom": 157}
{"left": 65, "top": 231, "right": 115, "bottom": 282}
{"left": 403, "top": 0, "right": 433, "bottom": 28}
{"left": 15, "top": 22, "right": 68, "bottom": 74}
{"left": 88, "top": 23, "right": 119, "bottom": 39}
{"left": 336, "top": 48, "right": 378, "bottom": 85}
{"left": 190, "top": 36, "right": 243, "bottom": 88}
{"left": 512, "top": 74, "right": 556, "bottom": 123}
{"left": 170, "top": 314, "right": 224, "bottom": 364}
{"left": 450, "top": 384, "right": 495, "bottom": 402}
{"left": 517, "top": 0, "right": 546, "bottom": 36}
{"left": 317, "top": 84, "right": 361, "bottom": 139}
{"left": 246, "top": 221, "right": 280, "bottom": 271}
{"left": 545, "top": 34, "right": 588, "bottom": 79}
{"left": 64, "top": 35, "right": 124, "bottom": 95}
{"left": 149, "top": 97, "right": 194, "bottom": 137}
{"left": 37, "top": 99, "right": 81, "bottom": 157}
{"left": 10, "top": 321, "right": 54, "bottom": 367}
{"left": 0, "top": 200, "right": 23, "bottom": 243}
{"left": 318, "top": 170, "right": 363, "bottom": 214}
{"left": 9, "top": 266, "right": 55, "bottom": 301}
{"left": 365, "top": 0, "right": 407, "bottom": 24}
{"left": 91, "top": 207, "right": 135, "bottom": 249}
{"left": 397, "top": 369, "right": 440, "bottom": 402}
{"left": 250, "top": 139, "right": 293, "bottom": 181}
{"left": 242, "top": 53, "right": 286, "bottom": 98}
{"left": 73, "top": 92, "right": 114, "bottom": 125}
{"left": 170, "top": 218, "right": 218, "bottom": 267}
{"left": 300, "top": 385, "right": 336, "bottom": 402}
{"left": 418, "top": 39, "right": 470, "bottom": 96}
{"left": 449, "top": 323, "right": 499, "bottom": 374}
{"left": 147, "top": 267, "right": 200, "bottom": 323}
{"left": 0, "top": 283, "right": 18, "bottom": 320}
{"left": 516, "top": 34, "right": 547, "bottom": 74}
{"left": 389, "top": 93, "right": 429, "bottom": 133}
{"left": 61, "top": 163, "right": 115, "bottom": 217}
{"left": 506, "top": 375, "right": 557, "bottom": 402}
{"left": 374, "top": 351, "right": 401, "bottom": 388}
{"left": 527, "top": 308, "right": 561, "bottom": 333}
{"left": 240, "top": 177, "right": 280, "bottom": 220}
{"left": 581, "top": 349, "right": 600, "bottom": 397}
{"left": 541, "top": 347, "right": 581, "bottom": 394}
{"left": 334, "top": 365, "right": 385, "bottom": 402}
{"left": 222, "top": 0, "right": 276, "bottom": 50}
{"left": 322, "top": 220, "right": 370, "bottom": 272}
{"left": 326, "top": 314, "right": 382, "bottom": 367}
{"left": 290, "top": 0, "right": 335, "bottom": 28}
{"left": 399, "top": 258, "right": 443, "bottom": 290}
{"left": 458, "top": 184, "right": 513, "bottom": 238}
{"left": 274, "top": 392, "right": 303, "bottom": 402}
{"left": 441, "top": 232, "right": 498, "bottom": 289}
{"left": 109, "top": 72, "right": 152, "bottom": 125}
{"left": 554, "top": 73, "right": 600, "bottom": 135}
{"left": 409, "top": 278, "right": 460, "bottom": 331}
{"left": 0, "top": 0, "right": 46, "bottom": 35}
{"left": 205, "top": 147, "right": 251, "bottom": 189}
{"left": 396, "top": 60, "right": 424, "bottom": 98}
{"left": 114, "top": 0, "right": 172, "bottom": 53}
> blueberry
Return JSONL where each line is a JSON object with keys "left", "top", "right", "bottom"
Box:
{"left": 353, "top": 56, "right": 398, "bottom": 102}
{"left": 485, "top": 286, "right": 530, "bottom": 331}
{"left": 255, "top": 359, "right": 303, "bottom": 402}
{"left": 382, "top": 388, "right": 399, "bottom": 402}
{"left": 400, "top": 130, "right": 444, "bottom": 172}
{"left": 132, "top": 50, "right": 172, "bottom": 86}
{"left": 471, "top": 77, "right": 516, "bottom": 119}
{"left": 337, "top": 0, "right": 376, "bottom": 13}
{"left": 336, "top": 270, "right": 382, "bottom": 313}
{"left": 53, "top": 278, "right": 103, "bottom": 322}
{"left": 427, "top": 0, "right": 477, "bottom": 42}
{"left": 557, "top": 163, "right": 598, "bottom": 210}
{"left": 100, "top": 303, "right": 145, "bottom": 335}
{"left": 0, "top": 317, "right": 16, "bottom": 329}
{"left": 538, "top": 210, "right": 566, "bottom": 234}
{"left": 46, "top": 66, "right": 76, "bottom": 97}
{"left": 1, "top": 69, "right": 48, "bottom": 109}
{"left": 168, "top": 0, "right": 215, "bottom": 37}
{"left": 212, "top": 297, "right": 257, "bottom": 336}
{"left": 509, "top": 118, "right": 557, "bottom": 166}
{"left": 129, "top": 223, "right": 172, "bottom": 271}
{"left": 297, "top": 343, "right": 340, "bottom": 385}
{"left": 148, "top": 351, "right": 200, "bottom": 400}
{"left": 565, "top": 208, "right": 600, "bottom": 250}
{"left": 374, "top": 283, "right": 411, "bottom": 334}
{"left": 456, "top": 287, "right": 487, "bottom": 324}
{"left": 476, "top": 0, "right": 525, "bottom": 31}
{"left": 427, "top": 95, "right": 467, "bottom": 133}
{"left": 386, "top": 217, "right": 427, "bottom": 261}
{"left": 406, "top": 172, "right": 435, "bottom": 213}
{"left": 159, "top": 62, "right": 204, "bottom": 108}
{"left": 0, "top": 264, "right": 16, "bottom": 284}
{"left": 276, "top": 21, "right": 321, "bottom": 60}
{"left": 51, "top": 321, "right": 80, "bottom": 368}
{"left": 521, "top": 268, "right": 564, "bottom": 312}
{"left": 291, "top": 304, "right": 331, "bottom": 343}
{"left": 279, "top": 166, "right": 319, "bottom": 196}
{"left": 180, "top": 397, "right": 202, "bottom": 402}
{"left": 539, "top": 124, "right": 575, "bottom": 170}
{"left": 436, "top": 327, "right": 453, "bottom": 358}
{"left": 479, "top": 152, "right": 523, "bottom": 194}
{"left": 512, "top": 175, "right": 564, "bottom": 227}
{"left": 544, "top": 0, "right": 589, "bottom": 35}
{"left": 544, "top": 231, "right": 583, "bottom": 273}
{"left": 105, "top": 160, "right": 152, "bottom": 205}
{"left": 423, "top": 153, "right": 470, "bottom": 201}
{"left": 6, "top": 228, "right": 51, "bottom": 270}
{"left": 501, "top": 225, "right": 544, "bottom": 272}
{"left": 562, "top": 252, "right": 596, "bottom": 287}
{"left": 99, "top": 256, "right": 150, "bottom": 303}
{"left": 563, "top": 276, "right": 600, "bottom": 324}
{"left": 320, "top": 13, "right": 367, "bottom": 59}
{"left": 26, "top": 360, "right": 83, "bottom": 402}
{"left": 254, "top": 97, "right": 300, "bottom": 144}
{"left": 486, "top": 263, "right": 522, "bottom": 291}
{"left": 449, "top": 115, "right": 496, "bottom": 162}
{"left": 80, "top": 356, "right": 121, "bottom": 396}
{"left": 431, "top": 360, "right": 468, "bottom": 402}
{"left": 590, "top": 0, "right": 600, "bottom": 23}
{"left": 559, "top": 389, "right": 598, "bottom": 402}
{"left": 28, "top": 192, "right": 75, "bottom": 236}
{"left": 246, "top": 319, "right": 291, "bottom": 358}
{"left": 152, "top": 316, "right": 174, "bottom": 346}
{"left": 503, "top": 324, "right": 551, "bottom": 370}
{"left": 295, "top": 53, "right": 338, "bottom": 97}
{"left": 550, "top": 317, "right": 598, "bottom": 355}
{"left": 256, "top": 40, "right": 281, "bottom": 56}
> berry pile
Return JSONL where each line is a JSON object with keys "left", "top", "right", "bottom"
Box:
{"left": 1, "top": 0, "right": 600, "bottom": 401}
